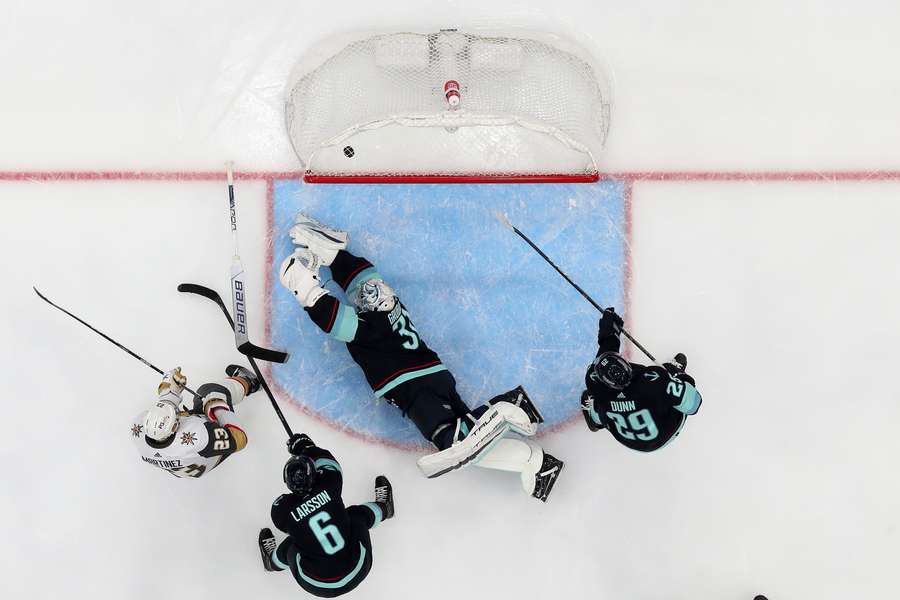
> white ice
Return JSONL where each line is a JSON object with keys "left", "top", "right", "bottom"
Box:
{"left": 3, "top": 2, "right": 900, "bottom": 600}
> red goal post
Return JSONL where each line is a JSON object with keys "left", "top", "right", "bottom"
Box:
{"left": 285, "top": 29, "right": 613, "bottom": 183}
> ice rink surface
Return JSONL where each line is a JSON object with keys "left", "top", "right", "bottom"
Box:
{"left": 3, "top": 2, "right": 900, "bottom": 600}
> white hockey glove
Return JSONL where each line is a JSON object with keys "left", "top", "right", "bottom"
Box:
{"left": 279, "top": 250, "right": 328, "bottom": 308}
{"left": 158, "top": 367, "right": 187, "bottom": 396}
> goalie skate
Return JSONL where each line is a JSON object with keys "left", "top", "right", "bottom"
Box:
{"left": 531, "top": 452, "right": 564, "bottom": 503}
{"left": 490, "top": 385, "right": 544, "bottom": 424}
{"left": 417, "top": 402, "right": 531, "bottom": 479}
{"left": 289, "top": 213, "right": 348, "bottom": 265}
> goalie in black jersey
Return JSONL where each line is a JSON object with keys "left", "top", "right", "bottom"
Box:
{"left": 258, "top": 433, "right": 394, "bottom": 598}
{"left": 580, "top": 308, "right": 703, "bottom": 452}
{"left": 278, "top": 214, "right": 564, "bottom": 501}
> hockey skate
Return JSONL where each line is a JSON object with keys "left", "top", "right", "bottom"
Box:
{"left": 258, "top": 528, "right": 279, "bottom": 572}
{"left": 374, "top": 475, "right": 395, "bottom": 520}
{"left": 489, "top": 385, "right": 544, "bottom": 424}
{"left": 530, "top": 452, "right": 564, "bottom": 503}
{"left": 226, "top": 364, "right": 260, "bottom": 395}
{"left": 289, "top": 213, "right": 348, "bottom": 265}
{"left": 417, "top": 402, "right": 532, "bottom": 478}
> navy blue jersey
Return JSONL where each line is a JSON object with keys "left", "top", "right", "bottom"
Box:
{"left": 305, "top": 252, "right": 447, "bottom": 397}
{"left": 270, "top": 448, "right": 364, "bottom": 582}
{"left": 584, "top": 333, "right": 702, "bottom": 452}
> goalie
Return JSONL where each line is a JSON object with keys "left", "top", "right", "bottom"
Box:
{"left": 130, "top": 365, "right": 260, "bottom": 478}
{"left": 278, "top": 214, "right": 563, "bottom": 501}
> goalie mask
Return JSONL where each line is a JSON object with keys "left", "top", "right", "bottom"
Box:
{"left": 593, "top": 352, "right": 633, "bottom": 390}
{"left": 284, "top": 455, "right": 317, "bottom": 496}
{"left": 143, "top": 399, "right": 179, "bottom": 442}
{"left": 353, "top": 279, "right": 397, "bottom": 313}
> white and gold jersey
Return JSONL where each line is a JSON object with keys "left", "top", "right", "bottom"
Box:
{"left": 130, "top": 412, "right": 239, "bottom": 478}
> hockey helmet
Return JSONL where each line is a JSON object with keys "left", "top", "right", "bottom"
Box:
{"left": 593, "top": 351, "right": 633, "bottom": 390}
{"left": 284, "top": 455, "right": 317, "bottom": 496}
{"left": 143, "top": 399, "right": 179, "bottom": 442}
{"left": 353, "top": 279, "right": 397, "bottom": 313}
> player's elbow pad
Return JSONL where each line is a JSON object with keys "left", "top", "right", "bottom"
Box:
{"left": 225, "top": 424, "right": 248, "bottom": 451}
{"left": 674, "top": 384, "right": 702, "bottom": 415}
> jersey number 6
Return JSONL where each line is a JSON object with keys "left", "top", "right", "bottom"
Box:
{"left": 309, "top": 512, "right": 346, "bottom": 555}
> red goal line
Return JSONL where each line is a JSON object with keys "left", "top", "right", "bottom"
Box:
{"left": 1, "top": 169, "right": 900, "bottom": 183}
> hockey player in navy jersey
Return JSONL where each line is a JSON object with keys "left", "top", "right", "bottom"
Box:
{"left": 278, "top": 214, "right": 563, "bottom": 501}
{"left": 580, "top": 308, "right": 702, "bottom": 452}
{"left": 258, "top": 433, "right": 394, "bottom": 598}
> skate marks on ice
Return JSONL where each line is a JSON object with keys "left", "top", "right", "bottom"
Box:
{"left": 269, "top": 181, "right": 626, "bottom": 448}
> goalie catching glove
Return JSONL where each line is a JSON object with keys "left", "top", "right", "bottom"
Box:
{"left": 280, "top": 250, "right": 327, "bottom": 308}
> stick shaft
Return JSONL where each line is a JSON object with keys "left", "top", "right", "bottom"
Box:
{"left": 34, "top": 287, "right": 199, "bottom": 397}
{"left": 177, "top": 283, "right": 294, "bottom": 437}
{"left": 226, "top": 161, "right": 240, "bottom": 256}
{"left": 505, "top": 225, "right": 658, "bottom": 364}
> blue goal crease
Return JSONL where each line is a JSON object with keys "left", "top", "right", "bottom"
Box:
{"left": 270, "top": 182, "right": 627, "bottom": 446}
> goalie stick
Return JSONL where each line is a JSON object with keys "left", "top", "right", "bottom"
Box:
{"left": 177, "top": 283, "right": 294, "bottom": 437}
{"left": 496, "top": 213, "right": 660, "bottom": 365}
{"left": 34, "top": 287, "right": 200, "bottom": 398}
{"left": 224, "top": 161, "right": 289, "bottom": 363}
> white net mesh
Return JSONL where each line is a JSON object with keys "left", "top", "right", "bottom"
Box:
{"left": 285, "top": 30, "right": 612, "bottom": 180}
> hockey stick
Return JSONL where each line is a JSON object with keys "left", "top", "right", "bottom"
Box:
{"left": 177, "top": 283, "right": 294, "bottom": 437}
{"left": 225, "top": 161, "right": 289, "bottom": 363}
{"left": 34, "top": 287, "right": 200, "bottom": 398}
{"left": 495, "top": 213, "right": 659, "bottom": 364}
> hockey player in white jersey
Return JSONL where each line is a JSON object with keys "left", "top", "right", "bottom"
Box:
{"left": 130, "top": 365, "right": 260, "bottom": 478}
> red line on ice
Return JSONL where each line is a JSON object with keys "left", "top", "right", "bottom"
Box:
{"left": 4, "top": 169, "right": 900, "bottom": 182}
{"left": 8, "top": 167, "right": 899, "bottom": 450}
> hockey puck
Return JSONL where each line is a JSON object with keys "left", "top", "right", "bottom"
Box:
{"left": 343, "top": 146, "right": 354, "bottom": 158}
{"left": 753, "top": 596, "right": 768, "bottom": 600}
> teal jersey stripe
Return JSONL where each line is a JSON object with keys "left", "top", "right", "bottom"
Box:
{"left": 346, "top": 267, "right": 382, "bottom": 296}
{"left": 295, "top": 543, "right": 367, "bottom": 589}
{"left": 271, "top": 549, "right": 289, "bottom": 570}
{"left": 674, "top": 383, "right": 702, "bottom": 415}
{"left": 589, "top": 404, "right": 603, "bottom": 427}
{"left": 362, "top": 502, "right": 383, "bottom": 527}
{"left": 314, "top": 458, "right": 342, "bottom": 473}
{"left": 373, "top": 364, "right": 448, "bottom": 397}
{"left": 330, "top": 305, "right": 359, "bottom": 342}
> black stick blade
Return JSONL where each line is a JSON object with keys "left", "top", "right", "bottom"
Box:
{"left": 178, "top": 282, "right": 290, "bottom": 364}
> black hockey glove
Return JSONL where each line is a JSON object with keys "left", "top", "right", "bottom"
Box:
{"left": 581, "top": 390, "right": 604, "bottom": 432}
{"left": 287, "top": 433, "right": 315, "bottom": 456}
{"left": 597, "top": 308, "right": 624, "bottom": 342}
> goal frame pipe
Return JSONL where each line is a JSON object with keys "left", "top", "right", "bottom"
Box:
{"left": 303, "top": 173, "right": 600, "bottom": 184}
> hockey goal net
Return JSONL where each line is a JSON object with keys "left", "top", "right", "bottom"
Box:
{"left": 285, "top": 29, "right": 612, "bottom": 183}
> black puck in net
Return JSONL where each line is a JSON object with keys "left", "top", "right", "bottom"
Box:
{"left": 343, "top": 146, "right": 355, "bottom": 158}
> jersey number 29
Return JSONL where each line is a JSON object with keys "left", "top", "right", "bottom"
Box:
{"left": 309, "top": 512, "right": 346, "bottom": 555}
{"left": 605, "top": 409, "right": 659, "bottom": 441}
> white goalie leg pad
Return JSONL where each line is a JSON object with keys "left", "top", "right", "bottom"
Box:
{"left": 474, "top": 439, "right": 544, "bottom": 496}
{"left": 494, "top": 401, "right": 537, "bottom": 437}
{"left": 416, "top": 405, "right": 510, "bottom": 479}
